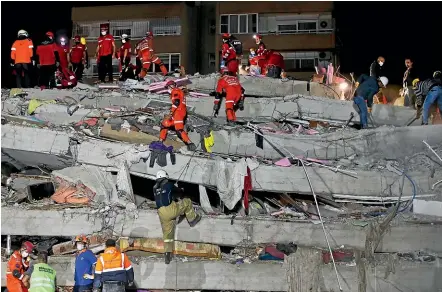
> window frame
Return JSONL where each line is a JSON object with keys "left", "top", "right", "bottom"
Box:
{"left": 150, "top": 53, "right": 181, "bottom": 73}
{"left": 296, "top": 20, "right": 318, "bottom": 33}
{"left": 219, "top": 13, "right": 258, "bottom": 34}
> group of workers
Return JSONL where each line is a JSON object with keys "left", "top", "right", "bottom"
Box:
{"left": 357, "top": 56, "right": 442, "bottom": 127}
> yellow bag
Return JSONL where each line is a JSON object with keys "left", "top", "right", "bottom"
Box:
{"left": 204, "top": 130, "right": 215, "bottom": 153}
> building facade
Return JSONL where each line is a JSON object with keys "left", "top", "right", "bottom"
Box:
{"left": 72, "top": 1, "right": 336, "bottom": 78}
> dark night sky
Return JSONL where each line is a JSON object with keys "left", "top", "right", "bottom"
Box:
{"left": 2, "top": 1, "right": 442, "bottom": 87}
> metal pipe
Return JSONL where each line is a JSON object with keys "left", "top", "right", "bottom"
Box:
{"left": 7, "top": 235, "right": 11, "bottom": 256}
{"left": 423, "top": 140, "right": 442, "bottom": 163}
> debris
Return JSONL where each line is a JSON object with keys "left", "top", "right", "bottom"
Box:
{"left": 413, "top": 199, "right": 442, "bottom": 217}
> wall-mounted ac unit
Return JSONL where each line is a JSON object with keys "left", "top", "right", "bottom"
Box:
{"left": 318, "top": 19, "right": 332, "bottom": 30}
{"left": 318, "top": 51, "right": 332, "bottom": 60}
{"left": 152, "top": 27, "right": 179, "bottom": 36}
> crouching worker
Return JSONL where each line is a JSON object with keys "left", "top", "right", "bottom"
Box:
{"left": 154, "top": 170, "right": 202, "bottom": 264}
{"left": 212, "top": 68, "right": 245, "bottom": 125}
{"left": 74, "top": 235, "right": 97, "bottom": 292}
{"left": 55, "top": 67, "right": 77, "bottom": 89}
{"left": 93, "top": 239, "right": 134, "bottom": 292}
{"left": 353, "top": 74, "right": 388, "bottom": 128}
{"left": 22, "top": 252, "right": 56, "bottom": 292}
{"left": 159, "top": 80, "right": 197, "bottom": 151}
{"left": 413, "top": 74, "right": 442, "bottom": 125}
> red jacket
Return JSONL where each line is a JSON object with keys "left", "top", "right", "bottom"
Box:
{"left": 98, "top": 34, "right": 115, "bottom": 56}
{"left": 56, "top": 67, "right": 77, "bottom": 89}
{"left": 36, "top": 41, "right": 57, "bottom": 66}
{"left": 266, "top": 51, "right": 285, "bottom": 70}
{"left": 222, "top": 43, "right": 237, "bottom": 63}
{"left": 70, "top": 44, "right": 87, "bottom": 64}
{"left": 119, "top": 42, "right": 132, "bottom": 60}
{"left": 216, "top": 75, "right": 243, "bottom": 101}
{"left": 256, "top": 42, "right": 267, "bottom": 56}
{"left": 56, "top": 44, "right": 69, "bottom": 68}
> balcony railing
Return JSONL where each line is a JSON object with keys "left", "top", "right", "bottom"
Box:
{"left": 72, "top": 17, "right": 181, "bottom": 40}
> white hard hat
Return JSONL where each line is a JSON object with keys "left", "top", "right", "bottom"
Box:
{"left": 121, "top": 34, "right": 128, "bottom": 39}
{"left": 18, "top": 30, "right": 28, "bottom": 37}
{"left": 156, "top": 170, "right": 169, "bottom": 180}
{"left": 379, "top": 76, "right": 389, "bottom": 87}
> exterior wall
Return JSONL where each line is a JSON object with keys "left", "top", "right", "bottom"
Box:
{"left": 199, "top": 2, "right": 217, "bottom": 74}
{"left": 218, "top": 1, "right": 333, "bottom": 14}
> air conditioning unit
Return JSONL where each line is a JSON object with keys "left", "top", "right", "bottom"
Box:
{"left": 152, "top": 27, "right": 179, "bottom": 36}
{"left": 318, "top": 19, "right": 332, "bottom": 30}
{"left": 318, "top": 52, "right": 332, "bottom": 60}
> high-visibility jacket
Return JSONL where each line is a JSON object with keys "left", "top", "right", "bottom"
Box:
{"left": 7, "top": 251, "right": 30, "bottom": 292}
{"left": 266, "top": 51, "right": 285, "bottom": 70}
{"left": 11, "top": 39, "right": 34, "bottom": 64}
{"left": 97, "top": 34, "right": 115, "bottom": 57}
{"left": 216, "top": 75, "right": 243, "bottom": 103}
{"left": 29, "top": 263, "right": 56, "bottom": 292}
{"left": 70, "top": 44, "right": 87, "bottom": 64}
{"left": 170, "top": 88, "right": 187, "bottom": 114}
{"left": 256, "top": 41, "right": 267, "bottom": 56}
{"left": 93, "top": 247, "right": 134, "bottom": 288}
{"left": 221, "top": 43, "right": 237, "bottom": 63}
{"left": 36, "top": 41, "right": 57, "bottom": 66}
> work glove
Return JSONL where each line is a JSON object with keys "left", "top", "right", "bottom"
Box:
{"left": 238, "top": 97, "right": 245, "bottom": 111}
{"left": 354, "top": 82, "right": 359, "bottom": 88}
{"left": 367, "top": 107, "right": 372, "bottom": 113}
{"left": 83, "top": 274, "right": 94, "bottom": 280}
{"left": 187, "top": 142, "right": 197, "bottom": 151}
{"left": 12, "top": 269, "right": 22, "bottom": 279}
{"left": 10, "top": 62, "right": 15, "bottom": 67}
{"left": 213, "top": 103, "right": 220, "bottom": 117}
{"left": 209, "top": 91, "right": 216, "bottom": 96}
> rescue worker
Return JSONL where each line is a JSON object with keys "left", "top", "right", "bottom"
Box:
{"left": 36, "top": 32, "right": 59, "bottom": 89}
{"left": 93, "top": 239, "right": 134, "bottom": 292}
{"left": 56, "top": 37, "right": 70, "bottom": 70}
{"left": 6, "top": 241, "right": 34, "bottom": 292}
{"left": 11, "top": 29, "right": 34, "bottom": 88}
{"left": 403, "top": 58, "right": 418, "bottom": 108}
{"left": 22, "top": 252, "right": 56, "bottom": 292}
{"left": 434, "top": 70, "right": 441, "bottom": 83}
{"left": 119, "top": 34, "right": 132, "bottom": 81}
{"left": 221, "top": 33, "right": 238, "bottom": 75}
{"left": 412, "top": 75, "right": 442, "bottom": 125}
{"left": 55, "top": 67, "right": 78, "bottom": 89}
{"left": 264, "top": 50, "right": 285, "bottom": 79}
{"left": 133, "top": 39, "right": 143, "bottom": 77}
{"left": 136, "top": 31, "right": 168, "bottom": 78}
{"left": 253, "top": 34, "right": 267, "bottom": 57}
{"left": 213, "top": 68, "right": 245, "bottom": 125}
{"left": 73, "top": 235, "right": 97, "bottom": 292}
{"left": 154, "top": 170, "right": 202, "bottom": 264}
{"left": 70, "top": 35, "right": 88, "bottom": 82}
{"left": 159, "top": 81, "right": 197, "bottom": 151}
{"left": 96, "top": 25, "right": 116, "bottom": 83}
{"left": 354, "top": 74, "right": 389, "bottom": 128}
{"left": 369, "top": 56, "right": 385, "bottom": 78}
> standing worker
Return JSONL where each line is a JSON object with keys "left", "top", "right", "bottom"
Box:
{"left": 159, "top": 81, "right": 197, "bottom": 151}
{"left": 369, "top": 56, "right": 385, "bottom": 78}
{"left": 6, "top": 241, "right": 34, "bottom": 292}
{"left": 22, "top": 252, "right": 56, "bottom": 292}
{"left": 221, "top": 33, "right": 238, "bottom": 75}
{"left": 213, "top": 68, "right": 245, "bottom": 125}
{"left": 96, "top": 24, "right": 116, "bottom": 83}
{"left": 413, "top": 75, "right": 442, "bottom": 125}
{"left": 93, "top": 239, "right": 134, "bottom": 292}
{"left": 403, "top": 58, "right": 418, "bottom": 108}
{"left": 154, "top": 170, "right": 202, "bottom": 264}
{"left": 119, "top": 34, "right": 132, "bottom": 81}
{"left": 36, "top": 32, "right": 59, "bottom": 89}
{"left": 354, "top": 74, "right": 389, "bottom": 128}
{"left": 73, "top": 235, "right": 97, "bottom": 292}
{"left": 56, "top": 37, "right": 70, "bottom": 71}
{"left": 253, "top": 34, "right": 267, "bottom": 57}
{"left": 136, "top": 31, "right": 168, "bottom": 78}
{"left": 11, "top": 30, "right": 34, "bottom": 88}
{"left": 70, "top": 35, "right": 88, "bottom": 82}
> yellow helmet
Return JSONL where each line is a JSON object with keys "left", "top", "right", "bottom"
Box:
{"left": 80, "top": 37, "right": 87, "bottom": 45}
{"left": 412, "top": 78, "right": 420, "bottom": 87}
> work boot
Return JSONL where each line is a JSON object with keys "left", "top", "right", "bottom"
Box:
{"left": 227, "top": 120, "right": 236, "bottom": 126}
{"left": 164, "top": 252, "right": 172, "bottom": 264}
{"left": 187, "top": 142, "right": 197, "bottom": 151}
{"left": 189, "top": 214, "right": 202, "bottom": 227}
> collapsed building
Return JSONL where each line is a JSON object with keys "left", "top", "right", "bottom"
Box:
{"left": 1, "top": 74, "right": 442, "bottom": 292}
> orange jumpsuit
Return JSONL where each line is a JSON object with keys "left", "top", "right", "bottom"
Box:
{"left": 215, "top": 75, "right": 244, "bottom": 122}
{"left": 6, "top": 251, "right": 30, "bottom": 292}
{"left": 160, "top": 88, "right": 191, "bottom": 144}
{"left": 136, "top": 38, "right": 168, "bottom": 77}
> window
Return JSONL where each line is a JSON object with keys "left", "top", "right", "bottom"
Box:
{"left": 208, "top": 53, "right": 216, "bottom": 67}
{"left": 113, "top": 28, "right": 131, "bottom": 37}
{"left": 151, "top": 53, "right": 181, "bottom": 73}
{"left": 220, "top": 14, "right": 258, "bottom": 34}
{"left": 298, "top": 21, "right": 317, "bottom": 32}
{"left": 209, "top": 20, "right": 216, "bottom": 34}
{"left": 278, "top": 24, "right": 297, "bottom": 33}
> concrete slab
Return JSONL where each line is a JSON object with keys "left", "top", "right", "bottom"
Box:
{"left": 1, "top": 257, "right": 440, "bottom": 291}
{"left": 2, "top": 124, "right": 441, "bottom": 198}
{"left": 2, "top": 207, "right": 442, "bottom": 254}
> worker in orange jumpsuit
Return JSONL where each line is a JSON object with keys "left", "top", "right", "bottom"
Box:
{"left": 253, "top": 34, "right": 267, "bottom": 57}
{"left": 11, "top": 30, "right": 34, "bottom": 88}
{"left": 6, "top": 241, "right": 34, "bottom": 292}
{"left": 137, "top": 32, "right": 168, "bottom": 78}
{"left": 159, "top": 80, "right": 197, "bottom": 151}
{"left": 56, "top": 37, "right": 70, "bottom": 70}
{"left": 221, "top": 33, "right": 238, "bottom": 75}
{"left": 213, "top": 68, "right": 245, "bottom": 125}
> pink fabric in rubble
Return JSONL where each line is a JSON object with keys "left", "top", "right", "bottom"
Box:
{"left": 275, "top": 157, "right": 291, "bottom": 167}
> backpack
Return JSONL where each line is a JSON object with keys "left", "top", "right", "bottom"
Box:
{"left": 230, "top": 39, "right": 243, "bottom": 55}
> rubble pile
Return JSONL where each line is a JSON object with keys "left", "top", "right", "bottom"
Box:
{"left": 1, "top": 75, "right": 442, "bottom": 292}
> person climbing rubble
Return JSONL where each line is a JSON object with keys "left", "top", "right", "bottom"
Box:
{"left": 412, "top": 74, "right": 442, "bottom": 125}
{"left": 11, "top": 29, "right": 34, "bottom": 88}
{"left": 153, "top": 170, "right": 202, "bottom": 264}
{"left": 118, "top": 34, "right": 132, "bottom": 81}
{"left": 221, "top": 33, "right": 239, "bottom": 75}
{"left": 36, "top": 32, "right": 59, "bottom": 89}
{"left": 253, "top": 34, "right": 267, "bottom": 57}
{"left": 354, "top": 74, "right": 389, "bottom": 128}
{"left": 212, "top": 68, "right": 245, "bottom": 125}
{"left": 6, "top": 241, "right": 34, "bottom": 292}
{"left": 70, "top": 35, "right": 88, "bottom": 82}
{"left": 74, "top": 235, "right": 97, "bottom": 292}
{"left": 22, "top": 251, "right": 56, "bottom": 292}
{"left": 159, "top": 80, "right": 197, "bottom": 151}
{"left": 96, "top": 24, "right": 116, "bottom": 83}
{"left": 136, "top": 31, "right": 168, "bottom": 78}
{"left": 93, "top": 239, "right": 134, "bottom": 292}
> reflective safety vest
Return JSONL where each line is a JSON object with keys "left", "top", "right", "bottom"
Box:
{"left": 29, "top": 263, "right": 56, "bottom": 292}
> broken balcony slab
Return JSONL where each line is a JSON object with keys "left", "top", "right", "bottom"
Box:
{"left": 188, "top": 124, "right": 442, "bottom": 161}
{"left": 1, "top": 256, "right": 441, "bottom": 291}
{"left": 2, "top": 88, "right": 419, "bottom": 126}
{"left": 3, "top": 207, "right": 442, "bottom": 254}
{"left": 3, "top": 124, "right": 441, "bottom": 198}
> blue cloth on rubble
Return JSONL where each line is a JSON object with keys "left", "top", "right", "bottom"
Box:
{"left": 149, "top": 141, "right": 176, "bottom": 168}
{"left": 149, "top": 141, "right": 173, "bottom": 153}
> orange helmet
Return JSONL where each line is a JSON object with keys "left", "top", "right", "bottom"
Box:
{"left": 46, "top": 31, "right": 54, "bottom": 39}
{"left": 222, "top": 33, "right": 231, "bottom": 42}
{"left": 22, "top": 241, "right": 35, "bottom": 253}
{"left": 74, "top": 235, "right": 89, "bottom": 244}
